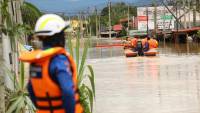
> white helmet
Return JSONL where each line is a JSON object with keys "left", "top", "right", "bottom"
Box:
{"left": 34, "top": 14, "right": 69, "bottom": 36}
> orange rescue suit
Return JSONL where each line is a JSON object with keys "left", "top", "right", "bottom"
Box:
{"left": 148, "top": 39, "right": 158, "bottom": 49}
{"left": 131, "top": 38, "right": 138, "bottom": 48}
{"left": 142, "top": 38, "right": 158, "bottom": 49}
{"left": 19, "top": 47, "right": 83, "bottom": 113}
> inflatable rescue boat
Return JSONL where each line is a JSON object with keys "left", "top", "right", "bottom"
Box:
{"left": 124, "top": 49, "right": 157, "bottom": 57}
{"left": 124, "top": 49, "right": 138, "bottom": 57}
{"left": 144, "top": 49, "right": 157, "bottom": 56}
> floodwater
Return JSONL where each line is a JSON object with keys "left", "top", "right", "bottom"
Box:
{"left": 87, "top": 40, "right": 200, "bottom": 113}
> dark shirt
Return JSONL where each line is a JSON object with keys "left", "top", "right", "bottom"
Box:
{"left": 143, "top": 42, "right": 149, "bottom": 52}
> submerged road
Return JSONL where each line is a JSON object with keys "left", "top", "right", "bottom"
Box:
{"left": 88, "top": 42, "right": 200, "bottom": 113}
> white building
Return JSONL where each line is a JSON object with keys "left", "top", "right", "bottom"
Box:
{"left": 137, "top": 6, "right": 200, "bottom": 31}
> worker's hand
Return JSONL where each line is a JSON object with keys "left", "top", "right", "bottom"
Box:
{"left": 24, "top": 45, "right": 34, "bottom": 51}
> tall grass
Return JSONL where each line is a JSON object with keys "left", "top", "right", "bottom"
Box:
{"left": 2, "top": 63, "right": 36, "bottom": 113}
{"left": 67, "top": 34, "right": 95, "bottom": 113}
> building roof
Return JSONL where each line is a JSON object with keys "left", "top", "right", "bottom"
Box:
{"left": 113, "top": 24, "right": 123, "bottom": 31}
{"left": 172, "top": 27, "right": 200, "bottom": 33}
{"left": 119, "top": 18, "right": 128, "bottom": 23}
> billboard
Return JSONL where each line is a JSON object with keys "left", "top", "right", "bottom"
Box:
{"left": 137, "top": 6, "right": 175, "bottom": 31}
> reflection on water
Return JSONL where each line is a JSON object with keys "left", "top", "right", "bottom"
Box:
{"left": 88, "top": 41, "right": 200, "bottom": 113}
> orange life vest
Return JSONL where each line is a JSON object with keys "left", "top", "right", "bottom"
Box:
{"left": 19, "top": 47, "right": 83, "bottom": 113}
{"left": 131, "top": 38, "right": 138, "bottom": 48}
{"left": 148, "top": 39, "right": 158, "bottom": 49}
{"left": 142, "top": 38, "right": 147, "bottom": 47}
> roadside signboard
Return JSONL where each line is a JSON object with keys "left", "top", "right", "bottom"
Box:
{"left": 137, "top": 6, "right": 175, "bottom": 31}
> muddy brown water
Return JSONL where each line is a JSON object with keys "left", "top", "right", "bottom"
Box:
{"left": 2, "top": 40, "right": 200, "bottom": 113}
{"left": 87, "top": 41, "right": 200, "bottom": 113}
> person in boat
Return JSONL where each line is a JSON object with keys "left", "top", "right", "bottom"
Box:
{"left": 124, "top": 36, "right": 138, "bottom": 49}
{"left": 19, "top": 14, "right": 83, "bottom": 113}
{"left": 143, "top": 36, "right": 150, "bottom": 52}
{"left": 131, "top": 36, "right": 138, "bottom": 49}
{"left": 148, "top": 38, "right": 158, "bottom": 49}
{"left": 135, "top": 39, "right": 144, "bottom": 56}
{"left": 124, "top": 36, "right": 132, "bottom": 49}
{"left": 142, "top": 36, "right": 158, "bottom": 52}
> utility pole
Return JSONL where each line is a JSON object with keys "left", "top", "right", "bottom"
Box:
{"left": 183, "top": 0, "right": 187, "bottom": 29}
{"left": 197, "top": 0, "right": 200, "bottom": 11}
{"left": 87, "top": 7, "right": 90, "bottom": 36}
{"left": 99, "top": 15, "right": 101, "bottom": 38}
{"left": 188, "top": 0, "right": 191, "bottom": 28}
{"left": 146, "top": 7, "right": 149, "bottom": 36}
{"left": 163, "top": 7, "right": 166, "bottom": 43}
{"left": 83, "top": 13, "right": 87, "bottom": 36}
{"left": 193, "top": 0, "right": 196, "bottom": 27}
{"left": 175, "top": 0, "right": 179, "bottom": 43}
{"left": 153, "top": 0, "right": 157, "bottom": 39}
{"left": 108, "top": 0, "right": 111, "bottom": 39}
{"left": 127, "top": 4, "right": 130, "bottom": 36}
{"left": 95, "top": 6, "right": 98, "bottom": 38}
{"left": 176, "top": 1, "right": 178, "bottom": 32}
{"left": 78, "top": 12, "right": 84, "bottom": 38}
{"left": 78, "top": 12, "right": 80, "bottom": 37}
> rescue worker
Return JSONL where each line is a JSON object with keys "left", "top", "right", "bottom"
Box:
{"left": 142, "top": 36, "right": 158, "bottom": 52}
{"left": 19, "top": 14, "right": 83, "bottom": 113}
{"left": 148, "top": 38, "right": 158, "bottom": 49}
{"left": 135, "top": 39, "right": 144, "bottom": 56}
{"left": 141, "top": 36, "right": 148, "bottom": 47}
{"left": 124, "top": 36, "right": 132, "bottom": 49}
{"left": 143, "top": 36, "right": 150, "bottom": 52}
{"left": 130, "top": 36, "right": 138, "bottom": 48}
{"left": 124, "top": 36, "right": 138, "bottom": 50}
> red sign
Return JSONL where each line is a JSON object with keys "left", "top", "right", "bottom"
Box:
{"left": 113, "top": 24, "right": 123, "bottom": 31}
{"left": 138, "top": 16, "right": 147, "bottom": 21}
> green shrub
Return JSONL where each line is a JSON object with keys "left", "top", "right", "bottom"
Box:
{"left": 67, "top": 34, "right": 95, "bottom": 113}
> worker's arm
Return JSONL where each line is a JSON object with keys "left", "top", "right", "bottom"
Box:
{"left": 143, "top": 42, "right": 149, "bottom": 52}
{"left": 50, "top": 55, "right": 75, "bottom": 113}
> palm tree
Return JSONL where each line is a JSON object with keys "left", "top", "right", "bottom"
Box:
{"left": 21, "top": 1, "right": 42, "bottom": 29}
{"left": 0, "top": 0, "right": 41, "bottom": 112}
